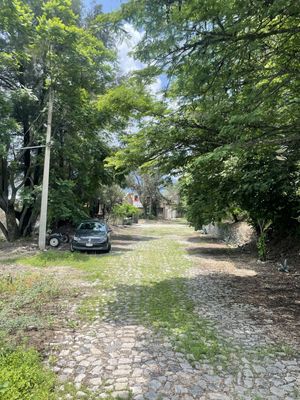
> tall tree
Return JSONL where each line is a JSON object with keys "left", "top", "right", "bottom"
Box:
{"left": 109, "top": 0, "right": 300, "bottom": 236}
{"left": 0, "top": 0, "right": 116, "bottom": 240}
{"left": 126, "top": 172, "right": 169, "bottom": 216}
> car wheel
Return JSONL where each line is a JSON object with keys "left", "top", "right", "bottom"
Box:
{"left": 49, "top": 237, "right": 60, "bottom": 247}
{"left": 70, "top": 244, "right": 75, "bottom": 252}
{"left": 105, "top": 243, "right": 111, "bottom": 253}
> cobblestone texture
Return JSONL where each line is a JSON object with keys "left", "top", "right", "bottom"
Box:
{"left": 45, "top": 225, "right": 300, "bottom": 399}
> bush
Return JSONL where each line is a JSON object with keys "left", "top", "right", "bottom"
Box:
{"left": 112, "top": 203, "right": 140, "bottom": 219}
{"left": 0, "top": 346, "right": 55, "bottom": 400}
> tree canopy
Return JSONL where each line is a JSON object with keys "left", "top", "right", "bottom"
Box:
{"left": 0, "top": 0, "right": 124, "bottom": 239}
{"left": 109, "top": 0, "right": 300, "bottom": 237}
{"left": 1, "top": 0, "right": 299, "bottom": 245}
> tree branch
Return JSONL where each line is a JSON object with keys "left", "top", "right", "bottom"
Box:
{"left": 161, "top": 26, "right": 300, "bottom": 64}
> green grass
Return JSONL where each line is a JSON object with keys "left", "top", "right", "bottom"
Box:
{"left": 0, "top": 270, "right": 74, "bottom": 400}
{"left": 123, "top": 278, "right": 230, "bottom": 362}
{"left": 251, "top": 343, "right": 296, "bottom": 359}
{"left": 293, "top": 388, "right": 300, "bottom": 399}
{"left": 15, "top": 251, "right": 109, "bottom": 270}
{"left": 0, "top": 345, "right": 132, "bottom": 400}
{"left": 0, "top": 272, "right": 62, "bottom": 337}
{"left": 14, "top": 224, "right": 230, "bottom": 362}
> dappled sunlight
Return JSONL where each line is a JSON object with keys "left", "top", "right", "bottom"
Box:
{"left": 96, "top": 277, "right": 233, "bottom": 362}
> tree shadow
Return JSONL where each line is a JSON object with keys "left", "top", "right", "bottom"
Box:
{"left": 88, "top": 273, "right": 298, "bottom": 400}
{"left": 100, "top": 273, "right": 300, "bottom": 357}
{"left": 102, "top": 275, "right": 243, "bottom": 326}
{"left": 186, "top": 243, "right": 263, "bottom": 277}
{"left": 186, "top": 235, "right": 221, "bottom": 244}
{"left": 112, "top": 234, "right": 157, "bottom": 242}
{"left": 14, "top": 249, "right": 131, "bottom": 266}
{"left": 186, "top": 245, "right": 243, "bottom": 260}
{"left": 98, "top": 275, "right": 234, "bottom": 386}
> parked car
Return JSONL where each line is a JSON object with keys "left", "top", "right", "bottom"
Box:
{"left": 71, "top": 219, "right": 112, "bottom": 253}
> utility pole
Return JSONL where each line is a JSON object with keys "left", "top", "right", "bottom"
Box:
{"left": 38, "top": 87, "right": 53, "bottom": 250}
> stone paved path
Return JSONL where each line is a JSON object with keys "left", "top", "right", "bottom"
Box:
{"left": 45, "top": 223, "right": 300, "bottom": 399}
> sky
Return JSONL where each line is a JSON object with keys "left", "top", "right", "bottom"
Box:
{"left": 84, "top": 0, "right": 164, "bottom": 96}
{"left": 85, "top": 0, "right": 127, "bottom": 14}
{"left": 99, "top": 0, "right": 127, "bottom": 13}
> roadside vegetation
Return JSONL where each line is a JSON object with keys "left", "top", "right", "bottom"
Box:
{"left": 0, "top": 272, "right": 62, "bottom": 338}
{"left": 0, "top": 271, "right": 62, "bottom": 399}
{"left": 0, "top": 263, "right": 92, "bottom": 399}
{"left": 0, "top": 0, "right": 158, "bottom": 241}
{"left": 1, "top": 0, "right": 298, "bottom": 255}
{"left": 0, "top": 345, "right": 56, "bottom": 400}
{"left": 0, "top": 260, "right": 133, "bottom": 399}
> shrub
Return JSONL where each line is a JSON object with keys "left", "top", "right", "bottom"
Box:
{"left": 112, "top": 203, "right": 140, "bottom": 219}
{"left": 0, "top": 345, "right": 55, "bottom": 400}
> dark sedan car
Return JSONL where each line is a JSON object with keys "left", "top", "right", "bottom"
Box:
{"left": 71, "top": 220, "right": 112, "bottom": 253}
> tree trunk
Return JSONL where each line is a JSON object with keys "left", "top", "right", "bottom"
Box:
{"left": 19, "top": 206, "right": 39, "bottom": 237}
{"left": 5, "top": 205, "right": 21, "bottom": 241}
{"left": 149, "top": 197, "right": 152, "bottom": 216}
{"left": 0, "top": 220, "right": 8, "bottom": 241}
{"left": 19, "top": 206, "right": 37, "bottom": 237}
{"left": 141, "top": 200, "right": 148, "bottom": 217}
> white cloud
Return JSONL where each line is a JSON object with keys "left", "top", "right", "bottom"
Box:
{"left": 117, "top": 23, "right": 144, "bottom": 74}
{"left": 148, "top": 76, "right": 163, "bottom": 99}
{"left": 117, "top": 23, "right": 163, "bottom": 97}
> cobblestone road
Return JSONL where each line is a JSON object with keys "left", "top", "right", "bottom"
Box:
{"left": 45, "top": 223, "right": 300, "bottom": 400}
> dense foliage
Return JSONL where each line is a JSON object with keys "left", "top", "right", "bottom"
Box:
{"left": 110, "top": 0, "right": 300, "bottom": 240}
{"left": 1, "top": 0, "right": 299, "bottom": 249}
{"left": 93, "top": 183, "right": 124, "bottom": 219}
{"left": 0, "top": 0, "right": 118, "bottom": 240}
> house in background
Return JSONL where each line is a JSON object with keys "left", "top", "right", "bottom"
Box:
{"left": 157, "top": 199, "right": 177, "bottom": 220}
{"left": 125, "top": 193, "right": 144, "bottom": 210}
{"left": 125, "top": 192, "right": 177, "bottom": 220}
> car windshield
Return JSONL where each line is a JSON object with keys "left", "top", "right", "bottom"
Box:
{"left": 78, "top": 222, "right": 106, "bottom": 232}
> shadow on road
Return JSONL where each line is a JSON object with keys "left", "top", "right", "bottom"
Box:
{"left": 112, "top": 234, "right": 157, "bottom": 242}
{"left": 186, "top": 246, "right": 242, "bottom": 259}
{"left": 100, "top": 272, "right": 300, "bottom": 348}
{"left": 186, "top": 236, "right": 221, "bottom": 244}
{"left": 111, "top": 246, "right": 133, "bottom": 253}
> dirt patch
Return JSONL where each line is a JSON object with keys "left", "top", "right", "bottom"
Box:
{"left": 0, "top": 260, "right": 90, "bottom": 353}
{"left": 186, "top": 234, "right": 300, "bottom": 345}
{"left": 0, "top": 240, "right": 39, "bottom": 261}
